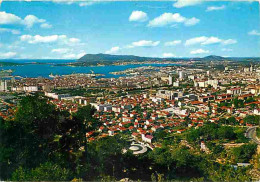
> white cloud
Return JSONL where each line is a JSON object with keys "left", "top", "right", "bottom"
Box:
{"left": 79, "top": 2, "right": 96, "bottom": 6}
{"left": 7, "top": 44, "right": 25, "bottom": 50}
{"left": 52, "top": 48, "right": 71, "bottom": 54}
{"left": 222, "top": 39, "right": 237, "bottom": 45}
{"left": 53, "top": 0, "right": 100, "bottom": 7}
{"left": 23, "top": 15, "right": 45, "bottom": 28}
{"left": 202, "top": 37, "right": 222, "bottom": 45}
{"left": 105, "top": 46, "right": 120, "bottom": 54}
{"left": 63, "top": 53, "right": 78, "bottom": 59}
{"left": 148, "top": 13, "right": 185, "bottom": 27}
{"left": 221, "top": 48, "right": 233, "bottom": 52}
{"left": 148, "top": 13, "right": 199, "bottom": 27}
{"left": 185, "top": 36, "right": 208, "bottom": 46}
{"left": 20, "top": 34, "right": 82, "bottom": 45}
{"left": 51, "top": 48, "right": 85, "bottom": 59}
{"left": 222, "top": 55, "right": 231, "bottom": 58}
{"left": 206, "top": 5, "right": 225, "bottom": 12}
{"left": 40, "top": 23, "right": 52, "bottom": 29}
{"left": 130, "top": 40, "right": 160, "bottom": 47}
{"left": 185, "top": 36, "right": 237, "bottom": 46}
{"left": 0, "top": 11, "right": 51, "bottom": 29}
{"left": 164, "top": 40, "right": 181, "bottom": 46}
{"left": 248, "top": 30, "right": 260, "bottom": 36}
{"left": 106, "top": 40, "right": 159, "bottom": 54}
{"left": 170, "top": 24, "right": 178, "bottom": 28}
{"left": 63, "top": 52, "right": 86, "bottom": 59}
{"left": 129, "top": 11, "right": 148, "bottom": 22}
{"left": 0, "top": 11, "right": 22, "bottom": 25}
{"left": 190, "top": 49, "right": 209, "bottom": 54}
{"left": 69, "top": 38, "right": 80, "bottom": 43}
{"left": 77, "top": 52, "right": 86, "bottom": 58}
{"left": 173, "top": 0, "right": 203, "bottom": 8}
{"left": 162, "top": 53, "right": 176, "bottom": 58}
{"left": 184, "top": 17, "right": 200, "bottom": 26}
{"left": 18, "top": 54, "right": 34, "bottom": 59}
{"left": 52, "top": 0, "right": 74, "bottom": 4}
{"left": 0, "top": 52, "right": 17, "bottom": 59}
{"left": 0, "top": 28, "right": 20, "bottom": 34}
{"left": 20, "top": 34, "right": 65, "bottom": 44}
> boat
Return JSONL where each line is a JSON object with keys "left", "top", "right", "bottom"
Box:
{"left": 49, "top": 73, "right": 55, "bottom": 78}
{"left": 49, "top": 73, "right": 59, "bottom": 78}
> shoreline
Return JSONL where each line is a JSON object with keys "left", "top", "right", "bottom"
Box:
{"left": 0, "top": 63, "right": 181, "bottom": 79}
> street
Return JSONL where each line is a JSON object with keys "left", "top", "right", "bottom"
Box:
{"left": 246, "top": 127, "right": 260, "bottom": 145}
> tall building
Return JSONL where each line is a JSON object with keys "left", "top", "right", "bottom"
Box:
{"left": 244, "top": 67, "right": 250, "bottom": 72}
{"left": 156, "top": 90, "right": 175, "bottom": 100}
{"left": 173, "top": 81, "right": 179, "bottom": 87}
{"left": 250, "top": 64, "right": 253, "bottom": 72}
{"left": 179, "top": 71, "right": 186, "bottom": 79}
{"left": 0, "top": 80, "right": 8, "bottom": 92}
{"left": 168, "top": 75, "right": 173, "bottom": 85}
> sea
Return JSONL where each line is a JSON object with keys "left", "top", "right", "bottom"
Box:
{"left": 0, "top": 59, "right": 178, "bottom": 78}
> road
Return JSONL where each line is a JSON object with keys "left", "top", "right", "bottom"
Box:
{"left": 246, "top": 127, "right": 260, "bottom": 145}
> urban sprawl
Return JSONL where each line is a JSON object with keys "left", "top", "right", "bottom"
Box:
{"left": 1, "top": 60, "right": 260, "bottom": 180}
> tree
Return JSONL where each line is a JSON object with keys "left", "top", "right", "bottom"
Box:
{"left": 217, "top": 126, "right": 235, "bottom": 140}
{"left": 227, "top": 117, "right": 237, "bottom": 125}
{"left": 207, "top": 141, "right": 224, "bottom": 156}
{"left": 0, "top": 96, "right": 97, "bottom": 180}
{"left": 200, "top": 123, "right": 219, "bottom": 140}
{"left": 244, "top": 97, "right": 255, "bottom": 104}
{"left": 233, "top": 97, "right": 244, "bottom": 108}
{"left": 232, "top": 144, "right": 257, "bottom": 163}
{"left": 171, "top": 147, "right": 205, "bottom": 178}
{"left": 0, "top": 117, "right": 16, "bottom": 179}
{"left": 243, "top": 115, "right": 260, "bottom": 125}
{"left": 155, "top": 130, "right": 167, "bottom": 141}
{"left": 208, "top": 101, "right": 212, "bottom": 116}
{"left": 11, "top": 162, "right": 72, "bottom": 181}
{"left": 207, "top": 163, "right": 251, "bottom": 182}
{"left": 72, "top": 105, "right": 99, "bottom": 150}
{"left": 234, "top": 128, "right": 248, "bottom": 143}
{"left": 15, "top": 95, "right": 60, "bottom": 141}
{"left": 0, "top": 95, "right": 63, "bottom": 178}
{"left": 186, "top": 129, "right": 200, "bottom": 143}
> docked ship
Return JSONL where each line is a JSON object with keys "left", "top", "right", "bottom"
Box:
{"left": 49, "top": 73, "right": 59, "bottom": 78}
{"left": 62, "top": 70, "right": 104, "bottom": 78}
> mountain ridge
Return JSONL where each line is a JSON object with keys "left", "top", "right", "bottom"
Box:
{"left": 77, "top": 53, "right": 227, "bottom": 62}
{"left": 77, "top": 53, "right": 159, "bottom": 62}
{"left": 77, "top": 53, "right": 260, "bottom": 63}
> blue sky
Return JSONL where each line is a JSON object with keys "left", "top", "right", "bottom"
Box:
{"left": 0, "top": 0, "right": 259, "bottom": 59}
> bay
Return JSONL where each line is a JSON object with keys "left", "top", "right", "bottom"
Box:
{"left": 0, "top": 60, "right": 178, "bottom": 78}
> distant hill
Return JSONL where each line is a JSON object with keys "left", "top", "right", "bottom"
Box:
{"left": 77, "top": 53, "right": 158, "bottom": 62}
{"left": 77, "top": 53, "right": 260, "bottom": 63}
{"left": 201, "top": 55, "right": 226, "bottom": 61}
